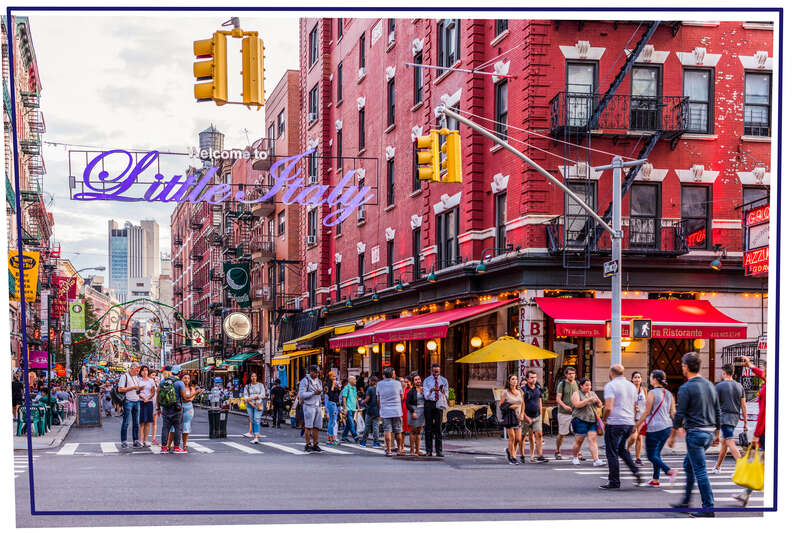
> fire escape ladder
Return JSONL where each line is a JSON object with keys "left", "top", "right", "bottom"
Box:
{"left": 585, "top": 21, "right": 661, "bottom": 131}
{"left": 587, "top": 131, "right": 662, "bottom": 252}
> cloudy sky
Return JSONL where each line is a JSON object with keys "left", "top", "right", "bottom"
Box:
{"left": 23, "top": 12, "right": 299, "bottom": 272}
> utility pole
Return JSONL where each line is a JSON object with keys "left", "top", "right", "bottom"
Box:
{"left": 439, "top": 105, "right": 645, "bottom": 366}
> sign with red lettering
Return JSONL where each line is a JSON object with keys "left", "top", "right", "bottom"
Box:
{"left": 746, "top": 205, "right": 770, "bottom": 226}
{"left": 556, "top": 322, "right": 746, "bottom": 339}
{"left": 743, "top": 247, "right": 769, "bottom": 276}
{"left": 743, "top": 203, "right": 770, "bottom": 277}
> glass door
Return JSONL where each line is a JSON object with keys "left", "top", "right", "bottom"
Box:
{"left": 566, "top": 63, "right": 596, "bottom": 127}
{"left": 631, "top": 66, "right": 660, "bottom": 130}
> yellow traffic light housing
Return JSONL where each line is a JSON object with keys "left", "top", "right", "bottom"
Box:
{"left": 193, "top": 32, "right": 228, "bottom": 105}
{"left": 440, "top": 129, "right": 462, "bottom": 183}
{"left": 241, "top": 35, "right": 266, "bottom": 108}
{"left": 416, "top": 131, "right": 440, "bottom": 182}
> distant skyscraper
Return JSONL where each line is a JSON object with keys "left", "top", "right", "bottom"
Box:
{"left": 108, "top": 220, "right": 129, "bottom": 302}
{"left": 140, "top": 219, "right": 160, "bottom": 278}
{"left": 108, "top": 219, "right": 160, "bottom": 302}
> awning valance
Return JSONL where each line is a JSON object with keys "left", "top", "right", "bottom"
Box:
{"left": 179, "top": 358, "right": 201, "bottom": 370}
{"left": 535, "top": 297, "right": 747, "bottom": 339}
{"left": 202, "top": 365, "right": 214, "bottom": 372}
{"left": 329, "top": 299, "right": 517, "bottom": 349}
{"left": 283, "top": 324, "right": 356, "bottom": 351}
{"left": 272, "top": 348, "right": 320, "bottom": 366}
{"left": 225, "top": 351, "right": 259, "bottom": 362}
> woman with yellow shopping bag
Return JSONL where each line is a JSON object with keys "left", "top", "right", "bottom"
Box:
{"left": 732, "top": 444, "right": 763, "bottom": 490}
{"left": 733, "top": 355, "right": 766, "bottom": 507}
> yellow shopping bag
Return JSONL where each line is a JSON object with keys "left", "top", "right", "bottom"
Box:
{"left": 732, "top": 444, "right": 764, "bottom": 491}
{"left": 238, "top": 399, "right": 247, "bottom": 411}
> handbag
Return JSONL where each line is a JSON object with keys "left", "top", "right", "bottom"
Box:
{"left": 732, "top": 444, "right": 764, "bottom": 491}
{"left": 639, "top": 389, "right": 666, "bottom": 436}
{"left": 500, "top": 402, "right": 519, "bottom": 426}
{"left": 595, "top": 415, "right": 605, "bottom": 436}
{"left": 737, "top": 431, "right": 751, "bottom": 448}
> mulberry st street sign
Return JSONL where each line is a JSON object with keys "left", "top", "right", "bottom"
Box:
{"left": 70, "top": 148, "right": 374, "bottom": 226}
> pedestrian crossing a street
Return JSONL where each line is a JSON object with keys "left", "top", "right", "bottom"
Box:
{"left": 13, "top": 455, "right": 37, "bottom": 479}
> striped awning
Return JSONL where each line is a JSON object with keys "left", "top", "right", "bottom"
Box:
{"left": 271, "top": 348, "right": 320, "bottom": 366}
{"left": 283, "top": 324, "right": 356, "bottom": 352}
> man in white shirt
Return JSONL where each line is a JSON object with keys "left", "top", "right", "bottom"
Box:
{"left": 117, "top": 362, "right": 143, "bottom": 449}
{"left": 376, "top": 367, "right": 403, "bottom": 457}
{"left": 422, "top": 363, "right": 449, "bottom": 457}
{"left": 600, "top": 364, "right": 641, "bottom": 489}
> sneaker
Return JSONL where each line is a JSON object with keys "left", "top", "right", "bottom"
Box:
{"left": 372, "top": 442, "right": 380, "bottom": 448}
{"left": 304, "top": 444, "right": 313, "bottom": 452}
{"left": 341, "top": 437, "right": 351, "bottom": 443}
{"left": 536, "top": 456, "right": 549, "bottom": 463}
{"left": 299, "top": 429, "right": 305, "bottom": 437}
{"left": 120, "top": 442, "right": 128, "bottom": 449}
{"left": 599, "top": 483, "right": 620, "bottom": 490}
{"left": 151, "top": 439, "right": 160, "bottom": 446}
{"left": 312, "top": 444, "right": 322, "bottom": 452}
{"left": 529, "top": 457, "right": 538, "bottom": 463}
{"left": 647, "top": 480, "right": 661, "bottom": 487}
{"left": 633, "top": 471, "right": 643, "bottom": 486}
{"left": 509, "top": 458, "right": 520, "bottom": 465}
{"left": 572, "top": 457, "right": 581, "bottom": 465}
{"left": 173, "top": 447, "right": 187, "bottom": 454}
{"left": 133, "top": 441, "right": 143, "bottom": 448}
{"left": 250, "top": 438, "right": 260, "bottom": 444}
{"left": 667, "top": 468, "right": 678, "bottom": 485}
{"left": 359, "top": 440, "right": 367, "bottom": 447}
{"left": 577, "top": 456, "right": 587, "bottom": 462}
{"left": 635, "top": 458, "right": 643, "bottom": 466}
{"left": 689, "top": 511, "right": 715, "bottom": 518}
{"left": 160, "top": 446, "right": 168, "bottom": 453}
{"left": 520, "top": 455, "right": 525, "bottom": 464}
{"left": 711, "top": 466, "right": 722, "bottom": 474}
{"left": 242, "top": 432, "right": 253, "bottom": 438}
{"left": 733, "top": 491, "right": 751, "bottom": 507}
{"left": 592, "top": 459, "right": 606, "bottom": 467}
{"left": 436, "top": 452, "right": 444, "bottom": 458}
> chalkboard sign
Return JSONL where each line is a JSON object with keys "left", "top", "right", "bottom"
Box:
{"left": 76, "top": 393, "right": 102, "bottom": 427}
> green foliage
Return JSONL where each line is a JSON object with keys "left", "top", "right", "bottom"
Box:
{"left": 71, "top": 298, "right": 98, "bottom": 378}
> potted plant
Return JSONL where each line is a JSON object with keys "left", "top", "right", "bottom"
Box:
{"left": 448, "top": 387, "right": 456, "bottom": 407}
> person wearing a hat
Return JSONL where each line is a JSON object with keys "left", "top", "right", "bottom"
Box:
{"left": 298, "top": 365, "right": 324, "bottom": 453}
{"left": 159, "top": 365, "right": 187, "bottom": 454}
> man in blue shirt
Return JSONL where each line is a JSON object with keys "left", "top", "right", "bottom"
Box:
{"left": 422, "top": 363, "right": 449, "bottom": 457}
{"left": 159, "top": 365, "right": 187, "bottom": 454}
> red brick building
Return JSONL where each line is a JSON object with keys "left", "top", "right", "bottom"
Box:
{"left": 290, "top": 18, "right": 773, "bottom": 398}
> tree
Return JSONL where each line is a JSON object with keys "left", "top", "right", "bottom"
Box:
{"left": 70, "top": 298, "right": 99, "bottom": 378}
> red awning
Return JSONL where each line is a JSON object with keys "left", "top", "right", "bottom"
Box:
{"left": 535, "top": 297, "right": 747, "bottom": 339}
{"left": 329, "top": 299, "right": 517, "bottom": 349}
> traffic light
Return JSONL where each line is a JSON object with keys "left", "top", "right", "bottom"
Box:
{"left": 440, "top": 129, "right": 462, "bottom": 183}
{"left": 241, "top": 35, "right": 266, "bottom": 107}
{"left": 193, "top": 32, "right": 228, "bottom": 105}
{"left": 416, "top": 131, "right": 440, "bottom": 182}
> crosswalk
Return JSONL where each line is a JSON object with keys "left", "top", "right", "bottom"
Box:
{"left": 552, "top": 455, "right": 764, "bottom": 508}
{"left": 48, "top": 438, "right": 387, "bottom": 457}
{"left": 13, "top": 455, "right": 38, "bottom": 479}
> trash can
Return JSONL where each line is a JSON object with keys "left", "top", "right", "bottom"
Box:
{"left": 208, "top": 408, "right": 228, "bottom": 439}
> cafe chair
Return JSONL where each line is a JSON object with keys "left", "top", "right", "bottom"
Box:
{"left": 471, "top": 406, "right": 490, "bottom": 437}
{"left": 443, "top": 409, "right": 470, "bottom": 439}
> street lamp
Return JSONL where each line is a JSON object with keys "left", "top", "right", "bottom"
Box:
{"left": 710, "top": 245, "right": 727, "bottom": 271}
{"left": 475, "top": 244, "right": 516, "bottom": 274}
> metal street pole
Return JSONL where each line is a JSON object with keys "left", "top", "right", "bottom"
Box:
{"left": 440, "top": 105, "right": 644, "bottom": 366}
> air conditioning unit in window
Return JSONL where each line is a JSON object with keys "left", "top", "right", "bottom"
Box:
{"left": 356, "top": 284, "right": 365, "bottom": 296}
{"left": 358, "top": 67, "right": 366, "bottom": 80}
{"left": 306, "top": 235, "right": 317, "bottom": 246}
{"left": 308, "top": 174, "right": 318, "bottom": 184}
{"left": 308, "top": 112, "right": 318, "bottom": 122}
{"left": 357, "top": 208, "right": 365, "bottom": 222}
{"left": 388, "top": 31, "right": 395, "bottom": 43}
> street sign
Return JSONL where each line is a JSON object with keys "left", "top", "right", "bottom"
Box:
{"left": 63, "top": 332, "right": 72, "bottom": 345}
{"left": 603, "top": 260, "right": 618, "bottom": 278}
{"left": 632, "top": 319, "right": 652, "bottom": 339}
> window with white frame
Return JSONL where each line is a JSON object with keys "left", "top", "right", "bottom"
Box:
{"left": 308, "top": 84, "right": 318, "bottom": 122}
{"left": 309, "top": 24, "right": 319, "bottom": 67}
{"left": 437, "top": 19, "right": 460, "bottom": 71}
{"left": 745, "top": 72, "right": 771, "bottom": 136}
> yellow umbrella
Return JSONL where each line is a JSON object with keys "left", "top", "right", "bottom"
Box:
{"left": 456, "top": 336, "right": 557, "bottom": 363}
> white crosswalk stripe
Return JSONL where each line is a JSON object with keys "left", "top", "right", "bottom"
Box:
{"left": 100, "top": 442, "right": 118, "bottom": 453}
{"left": 260, "top": 442, "right": 308, "bottom": 455}
{"left": 340, "top": 442, "right": 382, "bottom": 454}
{"left": 186, "top": 441, "right": 214, "bottom": 453}
{"left": 222, "top": 441, "right": 263, "bottom": 454}
{"left": 57, "top": 443, "right": 79, "bottom": 455}
{"left": 13, "top": 455, "right": 38, "bottom": 479}
{"left": 664, "top": 488, "right": 764, "bottom": 494}
{"left": 304, "top": 443, "right": 353, "bottom": 455}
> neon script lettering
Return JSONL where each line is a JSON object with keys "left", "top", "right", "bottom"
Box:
{"left": 73, "top": 149, "right": 374, "bottom": 226}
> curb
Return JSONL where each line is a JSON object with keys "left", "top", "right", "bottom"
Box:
{"left": 13, "top": 415, "right": 76, "bottom": 451}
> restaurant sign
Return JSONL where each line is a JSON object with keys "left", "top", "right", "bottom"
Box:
{"left": 743, "top": 204, "right": 769, "bottom": 277}
{"left": 557, "top": 322, "right": 746, "bottom": 339}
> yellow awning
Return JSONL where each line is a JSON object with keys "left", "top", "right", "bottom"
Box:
{"left": 271, "top": 348, "right": 320, "bottom": 365}
{"left": 283, "top": 324, "right": 356, "bottom": 351}
{"left": 456, "top": 336, "right": 558, "bottom": 363}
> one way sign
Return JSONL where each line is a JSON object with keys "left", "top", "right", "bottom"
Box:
{"left": 632, "top": 319, "right": 652, "bottom": 339}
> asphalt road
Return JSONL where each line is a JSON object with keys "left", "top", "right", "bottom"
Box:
{"left": 14, "top": 408, "right": 762, "bottom": 528}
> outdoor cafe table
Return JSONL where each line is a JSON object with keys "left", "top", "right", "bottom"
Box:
{"left": 442, "top": 403, "right": 492, "bottom": 423}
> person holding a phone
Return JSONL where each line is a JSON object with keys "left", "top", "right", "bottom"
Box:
{"left": 422, "top": 363, "right": 449, "bottom": 457}
{"left": 243, "top": 372, "right": 266, "bottom": 445}
{"left": 180, "top": 373, "right": 202, "bottom": 451}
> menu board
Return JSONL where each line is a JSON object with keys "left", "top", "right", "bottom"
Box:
{"left": 76, "top": 393, "right": 102, "bottom": 427}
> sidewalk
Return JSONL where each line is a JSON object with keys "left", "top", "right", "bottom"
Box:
{"left": 442, "top": 433, "right": 722, "bottom": 456}
{"left": 13, "top": 415, "right": 75, "bottom": 451}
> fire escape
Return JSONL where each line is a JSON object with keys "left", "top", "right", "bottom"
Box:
{"left": 547, "top": 21, "right": 689, "bottom": 287}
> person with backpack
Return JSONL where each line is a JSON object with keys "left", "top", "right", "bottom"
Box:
{"left": 158, "top": 365, "right": 187, "bottom": 454}
{"left": 118, "top": 363, "right": 143, "bottom": 449}
{"left": 554, "top": 366, "right": 579, "bottom": 460}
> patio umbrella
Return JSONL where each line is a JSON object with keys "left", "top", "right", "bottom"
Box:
{"left": 456, "top": 336, "right": 558, "bottom": 363}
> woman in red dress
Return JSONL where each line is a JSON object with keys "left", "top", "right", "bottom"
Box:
{"left": 400, "top": 376, "right": 410, "bottom": 455}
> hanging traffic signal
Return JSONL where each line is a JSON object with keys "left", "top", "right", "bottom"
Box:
{"left": 193, "top": 32, "right": 228, "bottom": 105}
{"left": 440, "top": 129, "right": 462, "bottom": 183}
{"left": 416, "top": 131, "right": 441, "bottom": 182}
{"left": 241, "top": 35, "right": 266, "bottom": 108}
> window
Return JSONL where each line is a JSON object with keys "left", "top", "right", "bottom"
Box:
{"left": 435, "top": 208, "right": 460, "bottom": 267}
{"left": 745, "top": 72, "right": 771, "bottom": 136}
{"left": 629, "top": 183, "right": 660, "bottom": 248}
{"left": 387, "top": 240, "right": 395, "bottom": 286}
{"left": 437, "top": 19, "right": 461, "bottom": 70}
{"left": 357, "top": 173, "right": 365, "bottom": 221}
{"left": 565, "top": 181, "right": 596, "bottom": 248}
{"left": 335, "top": 261, "right": 342, "bottom": 301}
{"left": 358, "top": 252, "right": 365, "bottom": 287}
{"left": 495, "top": 193, "right": 507, "bottom": 249}
{"left": 308, "top": 209, "right": 317, "bottom": 241}
{"left": 359, "top": 33, "right": 366, "bottom": 70}
{"left": 438, "top": 107, "right": 459, "bottom": 167}
{"left": 566, "top": 62, "right": 597, "bottom": 127}
{"left": 387, "top": 78, "right": 395, "bottom": 126}
{"left": 308, "top": 152, "right": 318, "bottom": 183}
{"left": 681, "top": 185, "right": 710, "bottom": 249}
{"left": 277, "top": 110, "right": 285, "bottom": 137}
{"left": 496, "top": 19, "right": 508, "bottom": 36}
{"left": 309, "top": 24, "right": 319, "bottom": 67}
{"left": 386, "top": 159, "right": 395, "bottom": 206}
{"left": 278, "top": 263, "right": 285, "bottom": 295}
{"left": 277, "top": 210, "right": 286, "bottom": 236}
{"left": 413, "top": 145, "right": 421, "bottom": 192}
{"left": 307, "top": 271, "right": 316, "bottom": 307}
{"left": 742, "top": 186, "right": 768, "bottom": 250}
{"left": 337, "top": 18, "right": 343, "bottom": 39}
{"left": 267, "top": 123, "right": 275, "bottom": 150}
{"left": 495, "top": 80, "right": 508, "bottom": 139}
{"left": 336, "top": 62, "right": 343, "bottom": 102}
{"left": 308, "top": 84, "right": 318, "bottom": 122}
{"left": 412, "top": 228, "right": 421, "bottom": 280}
{"left": 631, "top": 66, "right": 661, "bottom": 130}
{"left": 358, "top": 108, "right": 365, "bottom": 151}
{"left": 336, "top": 203, "right": 342, "bottom": 236}
{"left": 684, "top": 69, "right": 713, "bottom": 133}
{"left": 413, "top": 51, "right": 423, "bottom": 104}
{"left": 267, "top": 216, "right": 274, "bottom": 237}
{"left": 336, "top": 128, "right": 342, "bottom": 169}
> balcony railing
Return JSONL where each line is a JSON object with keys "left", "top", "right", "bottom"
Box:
{"left": 251, "top": 235, "right": 274, "bottom": 260}
{"left": 550, "top": 92, "right": 688, "bottom": 137}
{"left": 547, "top": 215, "right": 690, "bottom": 256}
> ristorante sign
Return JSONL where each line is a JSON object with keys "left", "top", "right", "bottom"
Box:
{"left": 555, "top": 322, "right": 746, "bottom": 339}
{"left": 72, "top": 149, "right": 373, "bottom": 226}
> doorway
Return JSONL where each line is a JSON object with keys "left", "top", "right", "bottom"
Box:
{"left": 650, "top": 338, "right": 694, "bottom": 393}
